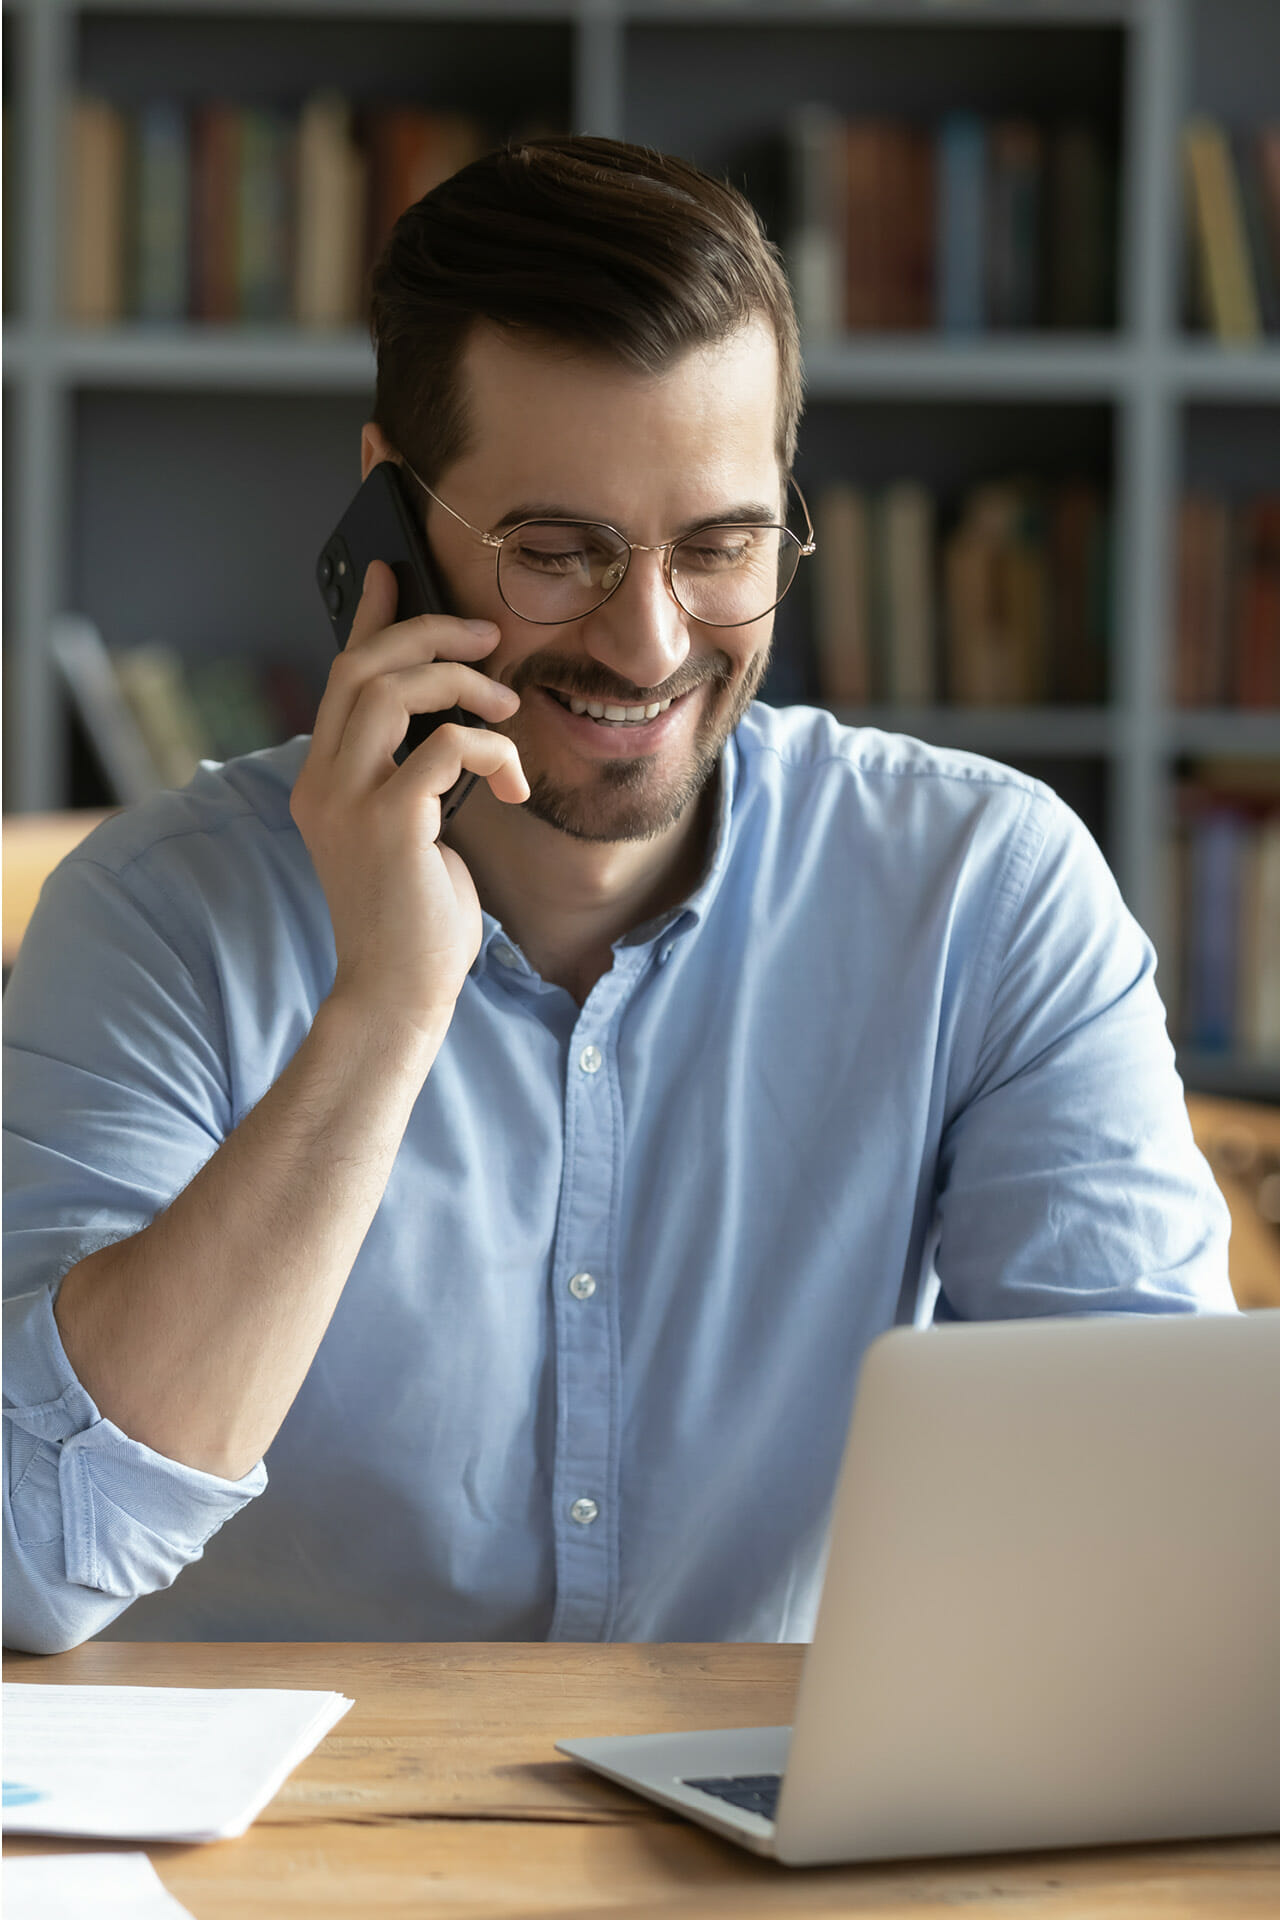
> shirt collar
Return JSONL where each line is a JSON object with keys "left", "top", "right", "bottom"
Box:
{"left": 476, "top": 726, "right": 742, "bottom": 968}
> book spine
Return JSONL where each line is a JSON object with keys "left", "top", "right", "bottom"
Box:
{"left": 237, "top": 108, "right": 293, "bottom": 323}
{"left": 63, "top": 97, "right": 129, "bottom": 324}
{"left": 133, "top": 101, "right": 190, "bottom": 324}
{"left": 1186, "top": 805, "right": 1245, "bottom": 1051}
{"left": 1246, "top": 814, "right": 1280, "bottom": 1056}
{"left": 1183, "top": 118, "right": 1263, "bottom": 342}
{"left": 843, "top": 121, "right": 889, "bottom": 331}
{"left": 1233, "top": 132, "right": 1280, "bottom": 333}
{"left": 190, "top": 104, "right": 241, "bottom": 322}
{"left": 1047, "top": 124, "right": 1112, "bottom": 330}
{"left": 880, "top": 482, "right": 936, "bottom": 705}
{"left": 986, "top": 120, "right": 1044, "bottom": 331}
{"left": 812, "top": 483, "right": 872, "bottom": 706}
{"left": 786, "top": 104, "right": 845, "bottom": 341}
{"left": 294, "top": 93, "right": 366, "bottom": 328}
{"left": 937, "top": 113, "right": 985, "bottom": 334}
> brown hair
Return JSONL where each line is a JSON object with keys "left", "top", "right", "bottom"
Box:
{"left": 369, "top": 135, "right": 802, "bottom": 488}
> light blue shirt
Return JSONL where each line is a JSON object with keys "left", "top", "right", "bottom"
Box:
{"left": 3, "top": 705, "right": 1232, "bottom": 1654}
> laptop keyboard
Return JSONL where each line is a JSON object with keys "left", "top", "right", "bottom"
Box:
{"left": 683, "top": 1773, "right": 781, "bottom": 1821}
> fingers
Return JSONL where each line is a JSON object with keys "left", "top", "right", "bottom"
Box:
{"left": 313, "top": 562, "right": 506, "bottom": 761}
{"left": 343, "top": 558, "right": 398, "bottom": 650}
{"left": 400, "top": 720, "right": 530, "bottom": 810}
{"left": 328, "top": 662, "right": 520, "bottom": 791}
{"left": 344, "top": 561, "right": 498, "bottom": 661}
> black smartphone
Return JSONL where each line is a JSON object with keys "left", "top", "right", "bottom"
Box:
{"left": 317, "top": 460, "right": 485, "bottom": 821}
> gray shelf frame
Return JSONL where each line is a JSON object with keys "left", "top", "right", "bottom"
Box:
{"left": 3, "top": 0, "right": 1277, "bottom": 1097}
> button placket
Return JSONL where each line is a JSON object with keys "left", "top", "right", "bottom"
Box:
{"left": 547, "top": 981, "right": 630, "bottom": 1643}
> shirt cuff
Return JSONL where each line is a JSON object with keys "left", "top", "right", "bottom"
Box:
{"left": 4, "top": 1284, "right": 267, "bottom": 1598}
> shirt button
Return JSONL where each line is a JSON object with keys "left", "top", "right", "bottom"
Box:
{"left": 493, "top": 942, "right": 518, "bottom": 968}
{"left": 570, "top": 1497, "right": 599, "bottom": 1526}
{"left": 568, "top": 1272, "right": 597, "bottom": 1300}
{"left": 659, "top": 943, "right": 675, "bottom": 964}
{"left": 578, "top": 1044, "right": 603, "bottom": 1075}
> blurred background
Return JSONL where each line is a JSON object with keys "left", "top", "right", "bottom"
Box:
{"left": 2, "top": 0, "right": 1277, "bottom": 1182}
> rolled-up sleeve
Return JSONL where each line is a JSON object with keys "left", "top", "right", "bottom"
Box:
{"left": 5, "top": 1285, "right": 266, "bottom": 1653}
{"left": 933, "top": 789, "right": 1234, "bottom": 1320}
{"left": 3, "top": 836, "right": 267, "bottom": 1653}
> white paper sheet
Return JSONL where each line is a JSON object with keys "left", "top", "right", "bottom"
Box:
{"left": 2, "top": 1683, "right": 352, "bottom": 1841}
{"left": 3, "top": 1851, "right": 195, "bottom": 1919}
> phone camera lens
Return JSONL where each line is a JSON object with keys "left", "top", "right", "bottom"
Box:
{"left": 319, "top": 554, "right": 334, "bottom": 588}
{"left": 326, "top": 585, "right": 343, "bottom": 616}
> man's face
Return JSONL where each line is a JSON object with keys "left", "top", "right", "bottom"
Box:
{"left": 424, "top": 319, "right": 783, "bottom": 843}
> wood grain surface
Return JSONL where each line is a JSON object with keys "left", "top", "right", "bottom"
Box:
{"left": 5, "top": 1641, "right": 1277, "bottom": 1918}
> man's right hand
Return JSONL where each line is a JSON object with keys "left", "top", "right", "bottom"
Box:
{"left": 291, "top": 558, "right": 529, "bottom": 1043}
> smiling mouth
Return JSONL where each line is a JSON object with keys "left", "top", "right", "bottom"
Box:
{"left": 545, "top": 688, "right": 681, "bottom": 727}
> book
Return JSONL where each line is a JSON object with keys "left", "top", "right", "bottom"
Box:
{"left": 113, "top": 644, "right": 212, "bottom": 789}
{"left": 1174, "top": 495, "right": 1234, "bottom": 707}
{"left": 943, "top": 484, "right": 1049, "bottom": 705}
{"left": 133, "top": 101, "right": 190, "bottom": 323}
{"left": 1184, "top": 802, "right": 1246, "bottom": 1051}
{"left": 294, "top": 93, "right": 367, "bottom": 328}
{"left": 63, "top": 97, "right": 129, "bottom": 324}
{"left": 190, "top": 103, "right": 241, "bottom": 322}
{"left": 1259, "top": 127, "right": 1280, "bottom": 304}
{"left": 842, "top": 120, "right": 892, "bottom": 331}
{"left": 237, "top": 107, "right": 293, "bottom": 322}
{"left": 1047, "top": 483, "right": 1107, "bottom": 703}
{"left": 812, "top": 483, "right": 872, "bottom": 706}
{"left": 1233, "top": 132, "right": 1280, "bottom": 333}
{"left": 786, "top": 103, "right": 845, "bottom": 340}
{"left": 899, "top": 128, "right": 936, "bottom": 331}
{"left": 1183, "top": 118, "right": 1262, "bottom": 342}
{"left": 1240, "top": 814, "right": 1280, "bottom": 1055}
{"left": 49, "top": 615, "right": 164, "bottom": 804}
{"left": 986, "top": 120, "right": 1044, "bottom": 331}
{"left": 365, "top": 107, "right": 483, "bottom": 276}
{"left": 936, "top": 113, "right": 985, "bottom": 334}
{"left": 186, "top": 658, "right": 284, "bottom": 760}
{"left": 1046, "top": 123, "right": 1114, "bottom": 330}
{"left": 879, "top": 482, "right": 936, "bottom": 704}
{"left": 1232, "top": 496, "right": 1280, "bottom": 709}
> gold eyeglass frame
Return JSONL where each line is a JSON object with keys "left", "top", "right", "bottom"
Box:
{"left": 399, "top": 459, "right": 816, "bottom": 629}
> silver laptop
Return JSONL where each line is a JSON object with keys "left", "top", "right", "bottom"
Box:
{"left": 557, "top": 1309, "right": 1280, "bottom": 1866}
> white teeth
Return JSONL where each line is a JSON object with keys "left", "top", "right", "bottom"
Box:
{"left": 556, "top": 690, "right": 675, "bottom": 724}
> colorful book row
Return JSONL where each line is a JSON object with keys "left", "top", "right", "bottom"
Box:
{"left": 1183, "top": 120, "right": 1280, "bottom": 343}
{"left": 780, "top": 108, "right": 1116, "bottom": 338}
{"left": 1174, "top": 493, "right": 1280, "bottom": 710}
{"left": 52, "top": 615, "right": 318, "bottom": 804}
{"left": 63, "top": 94, "right": 489, "bottom": 328}
{"left": 1168, "top": 779, "right": 1280, "bottom": 1059}
{"left": 810, "top": 478, "right": 1111, "bottom": 710}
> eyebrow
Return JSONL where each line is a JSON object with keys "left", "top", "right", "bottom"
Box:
{"left": 488, "top": 502, "right": 781, "bottom": 537}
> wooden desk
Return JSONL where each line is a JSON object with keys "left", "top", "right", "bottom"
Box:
{"left": 4, "top": 1643, "right": 1276, "bottom": 1917}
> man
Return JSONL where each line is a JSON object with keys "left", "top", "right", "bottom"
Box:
{"left": 3, "top": 139, "right": 1231, "bottom": 1656}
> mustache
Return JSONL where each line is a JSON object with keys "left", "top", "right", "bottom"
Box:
{"left": 508, "top": 652, "right": 733, "bottom": 707}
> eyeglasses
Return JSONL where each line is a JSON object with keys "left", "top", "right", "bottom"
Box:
{"left": 401, "top": 460, "right": 816, "bottom": 629}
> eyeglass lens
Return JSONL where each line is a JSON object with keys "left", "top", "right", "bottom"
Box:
{"left": 497, "top": 521, "right": 802, "bottom": 626}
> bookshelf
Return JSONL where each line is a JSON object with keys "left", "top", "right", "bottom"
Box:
{"left": 3, "top": 0, "right": 1278, "bottom": 1098}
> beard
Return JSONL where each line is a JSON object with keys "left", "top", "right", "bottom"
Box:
{"left": 510, "top": 640, "right": 771, "bottom": 844}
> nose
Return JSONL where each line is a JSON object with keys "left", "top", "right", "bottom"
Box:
{"left": 582, "top": 546, "right": 691, "bottom": 693}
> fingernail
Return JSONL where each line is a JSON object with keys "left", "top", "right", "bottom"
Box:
{"left": 464, "top": 618, "right": 500, "bottom": 635}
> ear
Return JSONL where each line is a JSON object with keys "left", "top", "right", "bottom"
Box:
{"left": 360, "top": 421, "right": 397, "bottom": 481}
